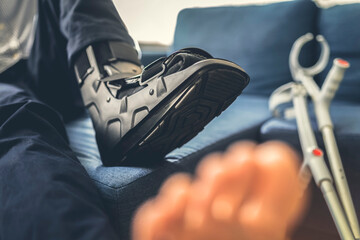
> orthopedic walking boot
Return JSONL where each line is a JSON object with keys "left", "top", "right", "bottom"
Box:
{"left": 75, "top": 42, "right": 249, "bottom": 165}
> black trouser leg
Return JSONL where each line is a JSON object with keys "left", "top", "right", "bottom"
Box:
{"left": 0, "top": 79, "right": 118, "bottom": 240}
{"left": 27, "top": 0, "right": 136, "bottom": 121}
{"left": 0, "top": 0, "right": 137, "bottom": 238}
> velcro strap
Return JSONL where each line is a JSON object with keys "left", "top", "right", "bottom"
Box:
{"left": 75, "top": 41, "right": 141, "bottom": 80}
{"left": 104, "top": 41, "right": 141, "bottom": 66}
{"left": 140, "top": 57, "right": 165, "bottom": 84}
{"left": 139, "top": 48, "right": 212, "bottom": 85}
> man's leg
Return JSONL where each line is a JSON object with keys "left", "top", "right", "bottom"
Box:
{"left": 0, "top": 77, "right": 119, "bottom": 239}
{"left": 0, "top": 1, "right": 138, "bottom": 238}
{"left": 27, "top": 0, "right": 138, "bottom": 121}
{"left": 28, "top": 0, "right": 249, "bottom": 165}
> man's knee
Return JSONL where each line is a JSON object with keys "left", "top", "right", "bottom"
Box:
{"left": 0, "top": 85, "right": 68, "bottom": 144}
{"left": 0, "top": 83, "right": 34, "bottom": 106}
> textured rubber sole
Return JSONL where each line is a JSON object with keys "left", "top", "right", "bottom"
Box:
{"left": 103, "top": 65, "right": 249, "bottom": 166}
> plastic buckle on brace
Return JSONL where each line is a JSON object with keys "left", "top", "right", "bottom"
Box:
{"left": 139, "top": 57, "right": 166, "bottom": 86}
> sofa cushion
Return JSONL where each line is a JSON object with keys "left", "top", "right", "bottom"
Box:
{"left": 317, "top": 3, "right": 360, "bottom": 103}
{"left": 167, "top": 94, "right": 270, "bottom": 171}
{"left": 260, "top": 101, "right": 360, "bottom": 169}
{"left": 65, "top": 114, "right": 185, "bottom": 240}
{"left": 172, "top": 1, "right": 318, "bottom": 96}
{"left": 64, "top": 94, "right": 270, "bottom": 239}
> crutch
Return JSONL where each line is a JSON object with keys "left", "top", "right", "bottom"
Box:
{"left": 269, "top": 33, "right": 360, "bottom": 240}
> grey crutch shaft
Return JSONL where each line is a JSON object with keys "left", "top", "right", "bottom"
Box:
{"left": 292, "top": 84, "right": 355, "bottom": 240}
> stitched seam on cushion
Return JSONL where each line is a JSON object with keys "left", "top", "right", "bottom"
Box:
{"left": 89, "top": 162, "right": 180, "bottom": 191}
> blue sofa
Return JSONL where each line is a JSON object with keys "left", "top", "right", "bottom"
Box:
{"left": 65, "top": 1, "right": 360, "bottom": 239}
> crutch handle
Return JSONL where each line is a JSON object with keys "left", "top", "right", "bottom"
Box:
{"left": 321, "top": 58, "right": 350, "bottom": 104}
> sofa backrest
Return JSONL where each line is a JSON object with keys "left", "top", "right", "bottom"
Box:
{"left": 172, "top": 0, "right": 318, "bottom": 96}
{"left": 317, "top": 3, "right": 360, "bottom": 103}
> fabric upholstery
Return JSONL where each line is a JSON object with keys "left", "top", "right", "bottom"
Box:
{"left": 317, "top": 3, "right": 360, "bottom": 102}
{"left": 65, "top": 94, "right": 270, "bottom": 238}
{"left": 172, "top": 1, "right": 318, "bottom": 96}
{"left": 167, "top": 94, "right": 270, "bottom": 170}
{"left": 260, "top": 101, "right": 360, "bottom": 168}
{"left": 66, "top": 94, "right": 270, "bottom": 189}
